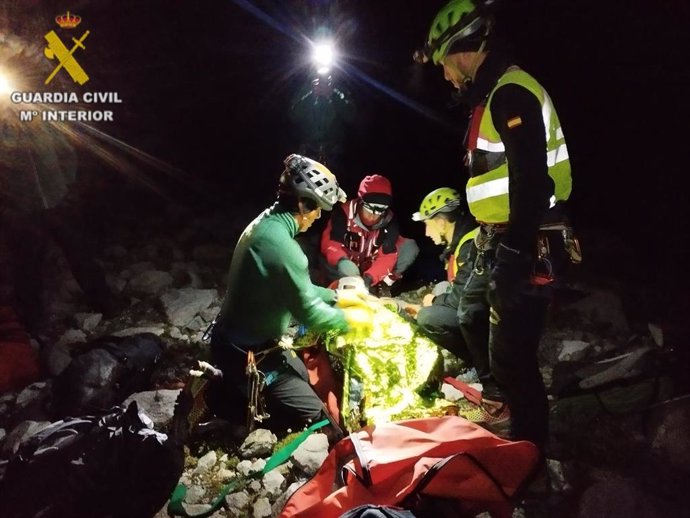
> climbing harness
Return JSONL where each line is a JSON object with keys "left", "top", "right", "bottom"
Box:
{"left": 472, "top": 223, "right": 506, "bottom": 275}
{"left": 473, "top": 222, "right": 582, "bottom": 282}
{"left": 532, "top": 233, "right": 554, "bottom": 286}
{"left": 245, "top": 350, "right": 271, "bottom": 431}
{"left": 243, "top": 336, "right": 304, "bottom": 431}
{"left": 533, "top": 222, "right": 583, "bottom": 284}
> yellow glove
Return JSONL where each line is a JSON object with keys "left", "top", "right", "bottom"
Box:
{"left": 340, "top": 305, "right": 374, "bottom": 340}
{"left": 335, "top": 287, "right": 370, "bottom": 309}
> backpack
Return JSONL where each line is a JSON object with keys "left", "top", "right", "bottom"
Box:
{"left": 547, "top": 344, "right": 675, "bottom": 434}
{"left": 0, "top": 401, "right": 184, "bottom": 518}
{"left": 52, "top": 332, "right": 165, "bottom": 418}
{"left": 338, "top": 505, "right": 417, "bottom": 518}
{"left": 278, "top": 415, "right": 539, "bottom": 518}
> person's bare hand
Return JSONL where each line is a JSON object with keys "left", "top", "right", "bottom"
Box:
{"left": 405, "top": 304, "right": 421, "bottom": 318}
{"left": 422, "top": 294, "right": 435, "bottom": 307}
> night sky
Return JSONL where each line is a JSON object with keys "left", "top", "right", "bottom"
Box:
{"left": 2, "top": 0, "right": 689, "bottom": 319}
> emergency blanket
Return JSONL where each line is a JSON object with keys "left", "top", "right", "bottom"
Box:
{"left": 299, "top": 300, "right": 444, "bottom": 432}
{"left": 278, "top": 416, "right": 540, "bottom": 518}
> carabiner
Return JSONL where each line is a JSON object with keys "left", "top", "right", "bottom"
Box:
{"left": 562, "top": 228, "right": 583, "bottom": 264}
{"left": 473, "top": 251, "right": 485, "bottom": 275}
{"left": 245, "top": 351, "right": 270, "bottom": 431}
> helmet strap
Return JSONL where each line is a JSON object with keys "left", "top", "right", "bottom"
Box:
{"left": 295, "top": 202, "right": 317, "bottom": 231}
{"left": 297, "top": 199, "right": 317, "bottom": 216}
{"left": 463, "top": 39, "right": 488, "bottom": 89}
{"left": 443, "top": 219, "right": 457, "bottom": 245}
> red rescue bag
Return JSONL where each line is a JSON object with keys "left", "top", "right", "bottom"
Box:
{"left": 279, "top": 415, "right": 539, "bottom": 518}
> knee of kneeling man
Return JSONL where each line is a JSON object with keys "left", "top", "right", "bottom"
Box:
{"left": 416, "top": 306, "right": 433, "bottom": 326}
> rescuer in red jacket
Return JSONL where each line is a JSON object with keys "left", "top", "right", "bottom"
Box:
{"left": 319, "top": 174, "right": 419, "bottom": 296}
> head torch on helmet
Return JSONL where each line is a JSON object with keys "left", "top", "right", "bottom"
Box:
{"left": 283, "top": 154, "right": 346, "bottom": 211}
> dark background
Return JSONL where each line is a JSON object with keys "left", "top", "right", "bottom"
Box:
{"left": 3, "top": 0, "right": 689, "bottom": 325}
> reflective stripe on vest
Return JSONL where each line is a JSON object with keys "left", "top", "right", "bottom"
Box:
{"left": 466, "top": 67, "right": 572, "bottom": 223}
{"left": 446, "top": 227, "right": 480, "bottom": 281}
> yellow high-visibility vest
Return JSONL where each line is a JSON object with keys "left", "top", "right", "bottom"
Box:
{"left": 465, "top": 67, "right": 572, "bottom": 223}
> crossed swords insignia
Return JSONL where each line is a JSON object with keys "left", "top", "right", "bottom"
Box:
{"left": 44, "top": 30, "right": 90, "bottom": 85}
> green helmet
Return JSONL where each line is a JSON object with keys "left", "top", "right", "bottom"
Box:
{"left": 424, "top": 0, "right": 492, "bottom": 65}
{"left": 412, "top": 187, "right": 463, "bottom": 221}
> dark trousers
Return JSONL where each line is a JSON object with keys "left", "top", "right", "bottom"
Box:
{"left": 416, "top": 304, "right": 473, "bottom": 366}
{"left": 209, "top": 326, "right": 341, "bottom": 441}
{"left": 459, "top": 246, "right": 551, "bottom": 452}
{"left": 456, "top": 268, "right": 493, "bottom": 391}
{"left": 490, "top": 288, "right": 550, "bottom": 450}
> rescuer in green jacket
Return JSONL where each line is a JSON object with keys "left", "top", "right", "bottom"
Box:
{"left": 416, "top": 0, "right": 577, "bottom": 454}
{"left": 208, "top": 154, "right": 372, "bottom": 441}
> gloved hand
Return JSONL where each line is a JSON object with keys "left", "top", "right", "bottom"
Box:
{"left": 488, "top": 242, "right": 532, "bottom": 317}
{"left": 340, "top": 305, "right": 374, "bottom": 340}
{"left": 335, "top": 287, "right": 370, "bottom": 309}
{"left": 337, "top": 258, "right": 361, "bottom": 278}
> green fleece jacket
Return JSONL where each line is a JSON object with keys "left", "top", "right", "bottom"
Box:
{"left": 218, "top": 203, "right": 348, "bottom": 348}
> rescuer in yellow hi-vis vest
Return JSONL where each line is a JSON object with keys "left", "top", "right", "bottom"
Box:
{"left": 415, "top": 0, "right": 580, "bottom": 455}
{"left": 405, "top": 188, "right": 482, "bottom": 371}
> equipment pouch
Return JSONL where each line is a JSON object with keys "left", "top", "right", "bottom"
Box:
{"left": 562, "top": 227, "right": 583, "bottom": 264}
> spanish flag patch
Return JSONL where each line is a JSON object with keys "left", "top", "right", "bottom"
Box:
{"left": 507, "top": 116, "right": 522, "bottom": 129}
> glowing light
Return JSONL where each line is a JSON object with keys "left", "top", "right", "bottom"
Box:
{"left": 0, "top": 70, "right": 14, "bottom": 96}
{"left": 230, "top": 0, "right": 460, "bottom": 129}
{"left": 312, "top": 41, "right": 334, "bottom": 75}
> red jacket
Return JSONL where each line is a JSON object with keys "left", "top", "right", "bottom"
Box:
{"left": 321, "top": 199, "right": 403, "bottom": 286}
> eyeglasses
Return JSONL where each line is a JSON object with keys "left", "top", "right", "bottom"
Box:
{"left": 361, "top": 201, "right": 389, "bottom": 214}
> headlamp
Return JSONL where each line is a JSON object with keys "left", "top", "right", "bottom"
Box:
{"left": 312, "top": 41, "right": 335, "bottom": 76}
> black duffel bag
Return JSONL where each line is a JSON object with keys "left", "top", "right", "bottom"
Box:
{"left": 0, "top": 401, "right": 184, "bottom": 518}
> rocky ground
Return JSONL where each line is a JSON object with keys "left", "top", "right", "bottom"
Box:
{"left": 1, "top": 197, "right": 689, "bottom": 518}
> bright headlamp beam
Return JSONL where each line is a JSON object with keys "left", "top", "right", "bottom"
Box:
{"left": 312, "top": 42, "right": 334, "bottom": 75}
{"left": 231, "top": 1, "right": 456, "bottom": 133}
